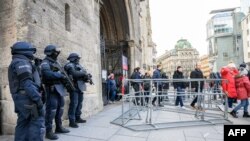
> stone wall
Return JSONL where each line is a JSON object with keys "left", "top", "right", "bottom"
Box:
{"left": 0, "top": 0, "right": 103, "bottom": 134}
{"left": 0, "top": 0, "right": 155, "bottom": 134}
{"left": 0, "top": 0, "right": 20, "bottom": 134}
{"left": 139, "top": 0, "right": 154, "bottom": 71}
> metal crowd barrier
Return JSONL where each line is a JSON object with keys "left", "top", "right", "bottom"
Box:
{"left": 111, "top": 78, "right": 231, "bottom": 131}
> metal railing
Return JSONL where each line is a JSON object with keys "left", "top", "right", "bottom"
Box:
{"left": 111, "top": 78, "right": 231, "bottom": 131}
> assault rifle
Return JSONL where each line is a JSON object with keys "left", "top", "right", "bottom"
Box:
{"left": 87, "top": 73, "right": 94, "bottom": 85}
{"left": 75, "top": 65, "right": 94, "bottom": 85}
{"left": 53, "top": 62, "right": 76, "bottom": 92}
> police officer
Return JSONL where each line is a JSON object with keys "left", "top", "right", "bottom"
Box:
{"left": 40, "top": 45, "right": 70, "bottom": 140}
{"left": 64, "top": 53, "right": 89, "bottom": 128}
{"left": 8, "top": 42, "right": 45, "bottom": 141}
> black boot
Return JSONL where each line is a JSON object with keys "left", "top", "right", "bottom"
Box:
{"left": 46, "top": 131, "right": 58, "bottom": 140}
{"left": 230, "top": 110, "right": 238, "bottom": 118}
{"left": 55, "top": 126, "right": 70, "bottom": 133}
{"left": 158, "top": 103, "right": 164, "bottom": 107}
{"left": 243, "top": 112, "right": 250, "bottom": 118}
{"left": 76, "top": 117, "right": 87, "bottom": 123}
{"left": 69, "top": 122, "right": 79, "bottom": 128}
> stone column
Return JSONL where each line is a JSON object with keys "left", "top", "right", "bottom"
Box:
{"left": 128, "top": 40, "right": 135, "bottom": 75}
{"left": 0, "top": 0, "right": 21, "bottom": 134}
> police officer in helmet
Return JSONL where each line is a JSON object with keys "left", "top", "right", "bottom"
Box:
{"left": 8, "top": 41, "right": 45, "bottom": 141}
{"left": 64, "top": 53, "right": 89, "bottom": 128}
{"left": 40, "top": 45, "right": 70, "bottom": 140}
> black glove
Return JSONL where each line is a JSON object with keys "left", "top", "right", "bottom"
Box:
{"left": 36, "top": 100, "right": 43, "bottom": 109}
{"left": 36, "top": 100, "right": 45, "bottom": 117}
{"left": 60, "top": 73, "right": 67, "bottom": 80}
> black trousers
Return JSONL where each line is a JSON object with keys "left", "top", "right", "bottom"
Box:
{"left": 152, "top": 86, "right": 162, "bottom": 105}
{"left": 191, "top": 87, "right": 203, "bottom": 106}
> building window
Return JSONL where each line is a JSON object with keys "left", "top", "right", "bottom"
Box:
{"left": 223, "top": 52, "right": 228, "bottom": 58}
{"left": 65, "top": 3, "right": 71, "bottom": 31}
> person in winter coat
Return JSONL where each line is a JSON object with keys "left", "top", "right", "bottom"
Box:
{"left": 131, "top": 67, "right": 142, "bottom": 105}
{"left": 162, "top": 72, "right": 170, "bottom": 101}
{"left": 107, "top": 73, "right": 117, "bottom": 103}
{"left": 220, "top": 62, "right": 239, "bottom": 109}
{"left": 173, "top": 66, "right": 187, "bottom": 109}
{"left": 209, "top": 71, "right": 221, "bottom": 100}
{"left": 190, "top": 62, "right": 204, "bottom": 109}
{"left": 152, "top": 64, "right": 164, "bottom": 107}
{"left": 230, "top": 65, "right": 250, "bottom": 118}
{"left": 143, "top": 72, "right": 151, "bottom": 104}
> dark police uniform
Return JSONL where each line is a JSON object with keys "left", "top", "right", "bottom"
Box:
{"left": 40, "top": 45, "right": 69, "bottom": 140}
{"left": 8, "top": 42, "right": 45, "bottom": 141}
{"left": 64, "top": 53, "right": 88, "bottom": 128}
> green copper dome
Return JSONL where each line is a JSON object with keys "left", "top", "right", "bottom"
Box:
{"left": 175, "top": 39, "right": 192, "bottom": 49}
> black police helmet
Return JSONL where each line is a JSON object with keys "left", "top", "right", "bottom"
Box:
{"left": 44, "top": 45, "right": 60, "bottom": 56}
{"left": 11, "top": 41, "right": 36, "bottom": 55}
{"left": 67, "top": 53, "right": 80, "bottom": 61}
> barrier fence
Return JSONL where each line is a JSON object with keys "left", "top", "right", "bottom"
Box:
{"left": 111, "top": 78, "right": 231, "bottom": 131}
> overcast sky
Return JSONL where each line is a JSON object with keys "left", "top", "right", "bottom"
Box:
{"left": 150, "top": 0, "right": 241, "bottom": 57}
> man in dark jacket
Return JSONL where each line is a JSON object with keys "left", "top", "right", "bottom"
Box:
{"left": 190, "top": 63, "right": 204, "bottom": 109}
{"left": 143, "top": 72, "right": 151, "bottom": 104}
{"left": 131, "top": 67, "right": 142, "bottom": 105}
{"left": 173, "top": 66, "right": 186, "bottom": 108}
{"left": 209, "top": 71, "right": 221, "bottom": 100}
{"left": 152, "top": 64, "right": 163, "bottom": 107}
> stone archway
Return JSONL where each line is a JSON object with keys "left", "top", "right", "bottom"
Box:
{"left": 99, "top": 0, "right": 132, "bottom": 105}
{"left": 100, "top": 0, "right": 130, "bottom": 75}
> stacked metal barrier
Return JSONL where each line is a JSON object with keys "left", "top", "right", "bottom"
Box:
{"left": 111, "top": 78, "right": 231, "bottom": 131}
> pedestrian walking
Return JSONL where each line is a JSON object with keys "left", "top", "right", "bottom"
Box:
{"left": 152, "top": 64, "right": 164, "bottom": 107}
{"left": 209, "top": 71, "right": 221, "bottom": 100}
{"left": 190, "top": 62, "right": 204, "bottom": 109}
{"left": 220, "top": 62, "right": 239, "bottom": 111}
{"left": 173, "top": 66, "right": 187, "bottom": 109}
{"left": 162, "top": 72, "right": 170, "bottom": 101}
{"left": 143, "top": 72, "right": 151, "bottom": 105}
{"left": 131, "top": 67, "right": 142, "bottom": 105}
{"left": 230, "top": 63, "right": 250, "bottom": 118}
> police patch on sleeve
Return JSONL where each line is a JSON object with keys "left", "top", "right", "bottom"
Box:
{"left": 15, "top": 62, "right": 32, "bottom": 75}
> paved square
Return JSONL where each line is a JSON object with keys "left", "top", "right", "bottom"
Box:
{"left": 1, "top": 103, "right": 250, "bottom": 141}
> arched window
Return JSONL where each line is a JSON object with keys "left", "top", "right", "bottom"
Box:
{"left": 65, "top": 4, "right": 71, "bottom": 31}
